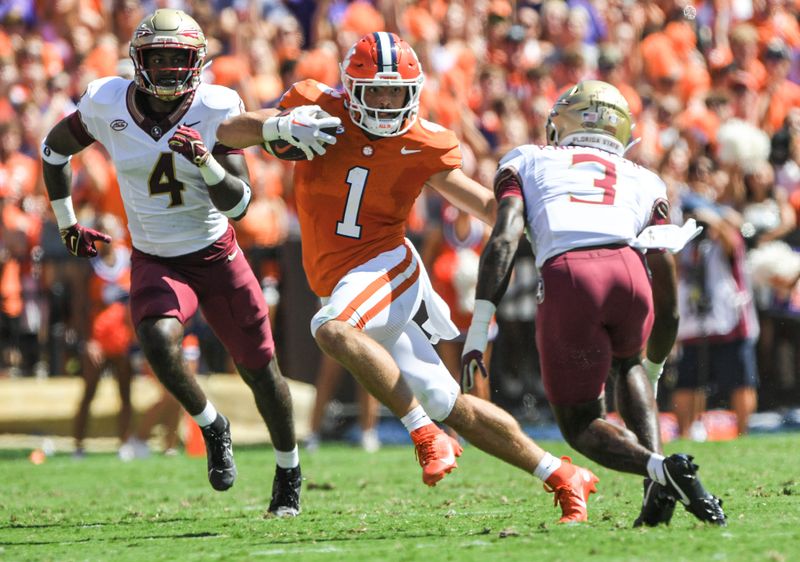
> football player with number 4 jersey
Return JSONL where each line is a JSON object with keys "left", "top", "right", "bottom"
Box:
{"left": 216, "top": 31, "right": 599, "bottom": 523}
{"left": 463, "top": 80, "right": 727, "bottom": 527}
{"left": 41, "top": 9, "right": 302, "bottom": 517}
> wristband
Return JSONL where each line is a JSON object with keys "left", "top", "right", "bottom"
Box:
{"left": 463, "top": 299, "right": 496, "bottom": 355}
{"left": 40, "top": 141, "right": 72, "bottom": 166}
{"left": 472, "top": 299, "right": 496, "bottom": 326}
{"left": 50, "top": 196, "right": 78, "bottom": 229}
{"left": 199, "top": 155, "right": 226, "bottom": 185}
{"left": 262, "top": 116, "right": 281, "bottom": 142}
{"left": 220, "top": 180, "right": 251, "bottom": 218}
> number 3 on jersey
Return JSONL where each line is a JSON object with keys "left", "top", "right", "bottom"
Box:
{"left": 336, "top": 167, "right": 369, "bottom": 238}
{"left": 149, "top": 153, "right": 185, "bottom": 207}
{"left": 569, "top": 153, "right": 617, "bottom": 205}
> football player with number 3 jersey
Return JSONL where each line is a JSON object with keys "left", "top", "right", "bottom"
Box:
{"left": 41, "top": 9, "right": 302, "bottom": 517}
{"left": 463, "top": 80, "right": 727, "bottom": 527}
{"left": 217, "top": 31, "right": 599, "bottom": 523}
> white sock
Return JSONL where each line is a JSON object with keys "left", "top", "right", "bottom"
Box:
{"left": 275, "top": 445, "right": 300, "bottom": 469}
{"left": 647, "top": 454, "right": 667, "bottom": 485}
{"left": 192, "top": 401, "right": 218, "bottom": 428}
{"left": 401, "top": 405, "right": 432, "bottom": 432}
{"left": 533, "top": 452, "right": 562, "bottom": 482}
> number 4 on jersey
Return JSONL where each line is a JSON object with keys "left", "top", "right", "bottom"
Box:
{"left": 149, "top": 152, "right": 186, "bottom": 207}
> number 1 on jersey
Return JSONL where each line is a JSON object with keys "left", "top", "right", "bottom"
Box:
{"left": 336, "top": 167, "right": 369, "bottom": 238}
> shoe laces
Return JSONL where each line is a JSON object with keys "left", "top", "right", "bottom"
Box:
{"left": 414, "top": 433, "right": 439, "bottom": 467}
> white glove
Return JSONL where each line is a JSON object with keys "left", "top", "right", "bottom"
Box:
{"left": 262, "top": 105, "right": 341, "bottom": 160}
{"left": 630, "top": 218, "right": 704, "bottom": 254}
{"left": 460, "top": 300, "right": 495, "bottom": 393}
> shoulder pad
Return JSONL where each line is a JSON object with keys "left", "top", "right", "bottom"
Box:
{"left": 196, "top": 83, "right": 243, "bottom": 111}
{"left": 84, "top": 77, "right": 129, "bottom": 106}
{"left": 280, "top": 79, "right": 342, "bottom": 108}
{"left": 414, "top": 119, "right": 459, "bottom": 150}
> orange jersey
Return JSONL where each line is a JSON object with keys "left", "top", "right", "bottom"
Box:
{"left": 279, "top": 79, "right": 462, "bottom": 296}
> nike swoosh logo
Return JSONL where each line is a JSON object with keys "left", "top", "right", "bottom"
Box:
{"left": 440, "top": 450, "right": 456, "bottom": 465}
{"left": 291, "top": 120, "right": 310, "bottom": 128}
{"left": 184, "top": 121, "right": 201, "bottom": 127}
{"left": 401, "top": 146, "right": 421, "bottom": 155}
{"left": 274, "top": 143, "right": 295, "bottom": 154}
{"left": 664, "top": 467, "right": 691, "bottom": 505}
{"left": 227, "top": 249, "right": 239, "bottom": 262}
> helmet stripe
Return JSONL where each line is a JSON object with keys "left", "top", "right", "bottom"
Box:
{"left": 374, "top": 32, "right": 396, "bottom": 73}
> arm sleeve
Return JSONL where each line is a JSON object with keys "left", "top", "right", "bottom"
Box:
{"left": 66, "top": 111, "right": 96, "bottom": 147}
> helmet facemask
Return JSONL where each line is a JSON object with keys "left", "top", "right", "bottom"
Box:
{"left": 341, "top": 32, "right": 425, "bottom": 137}
{"left": 130, "top": 9, "right": 207, "bottom": 101}
{"left": 343, "top": 74, "right": 424, "bottom": 137}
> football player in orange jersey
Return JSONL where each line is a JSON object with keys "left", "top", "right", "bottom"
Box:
{"left": 213, "top": 32, "right": 599, "bottom": 522}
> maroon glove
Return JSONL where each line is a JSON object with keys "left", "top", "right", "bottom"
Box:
{"left": 168, "top": 125, "right": 210, "bottom": 166}
{"left": 460, "top": 349, "right": 489, "bottom": 393}
{"left": 60, "top": 224, "right": 111, "bottom": 258}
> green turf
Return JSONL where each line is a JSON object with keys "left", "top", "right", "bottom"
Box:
{"left": 1, "top": 434, "right": 798, "bottom": 561}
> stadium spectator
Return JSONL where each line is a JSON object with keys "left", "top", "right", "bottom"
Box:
{"left": 464, "top": 80, "right": 727, "bottom": 527}
{"left": 674, "top": 194, "right": 760, "bottom": 439}
{"left": 40, "top": 9, "right": 301, "bottom": 517}
{"left": 216, "top": 31, "right": 600, "bottom": 524}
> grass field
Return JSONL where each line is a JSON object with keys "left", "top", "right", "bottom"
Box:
{"left": 2, "top": 434, "right": 798, "bottom": 562}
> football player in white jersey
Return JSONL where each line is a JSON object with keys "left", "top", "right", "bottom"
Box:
{"left": 462, "top": 80, "right": 727, "bottom": 527}
{"left": 41, "top": 9, "right": 301, "bottom": 517}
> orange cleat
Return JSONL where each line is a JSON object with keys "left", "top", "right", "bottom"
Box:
{"left": 410, "top": 424, "right": 463, "bottom": 486}
{"left": 543, "top": 456, "right": 599, "bottom": 523}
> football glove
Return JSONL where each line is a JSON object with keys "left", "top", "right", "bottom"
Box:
{"left": 262, "top": 105, "right": 341, "bottom": 160}
{"left": 460, "top": 299, "right": 496, "bottom": 393}
{"left": 60, "top": 223, "right": 111, "bottom": 258}
{"left": 168, "top": 125, "right": 210, "bottom": 167}
{"left": 461, "top": 349, "right": 489, "bottom": 394}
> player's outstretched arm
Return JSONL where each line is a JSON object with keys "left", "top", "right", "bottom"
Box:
{"left": 461, "top": 196, "right": 525, "bottom": 391}
{"left": 42, "top": 117, "right": 111, "bottom": 258}
{"left": 426, "top": 168, "right": 497, "bottom": 225}
{"left": 217, "top": 108, "right": 281, "bottom": 149}
{"left": 217, "top": 106, "right": 340, "bottom": 160}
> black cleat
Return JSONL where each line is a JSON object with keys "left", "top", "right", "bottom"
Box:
{"left": 268, "top": 465, "right": 302, "bottom": 517}
{"left": 633, "top": 477, "right": 676, "bottom": 527}
{"left": 201, "top": 414, "right": 237, "bottom": 491}
{"left": 663, "top": 454, "right": 727, "bottom": 526}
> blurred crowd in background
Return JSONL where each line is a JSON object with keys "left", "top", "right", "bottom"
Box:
{"left": 2, "top": 0, "right": 800, "bottom": 443}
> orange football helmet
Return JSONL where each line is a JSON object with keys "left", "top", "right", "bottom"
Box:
{"left": 340, "top": 32, "right": 424, "bottom": 137}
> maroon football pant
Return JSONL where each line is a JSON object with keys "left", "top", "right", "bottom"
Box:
{"left": 130, "top": 225, "right": 274, "bottom": 370}
{"left": 535, "top": 245, "right": 654, "bottom": 406}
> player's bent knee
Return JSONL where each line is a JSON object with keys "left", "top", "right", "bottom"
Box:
{"left": 418, "top": 377, "right": 459, "bottom": 421}
{"left": 310, "top": 302, "right": 344, "bottom": 340}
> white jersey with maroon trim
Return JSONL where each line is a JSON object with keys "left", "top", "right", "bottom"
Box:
{"left": 498, "top": 144, "right": 668, "bottom": 267}
{"left": 76, "top": 77, "right": 244, "bottom": 257}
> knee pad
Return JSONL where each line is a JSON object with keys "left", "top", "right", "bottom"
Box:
{"left": 417, "top": 375, "right": 459, "bottom": 421}
{"left": 310, "top": 302, "right": 341, "bottom": 339}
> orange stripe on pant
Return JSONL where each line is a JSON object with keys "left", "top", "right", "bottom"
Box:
{"left": 335, "top": 245, "right": 415, "bottom": 327}
{"left": 354, "top": 265, "right": 420, "bottom": 329}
